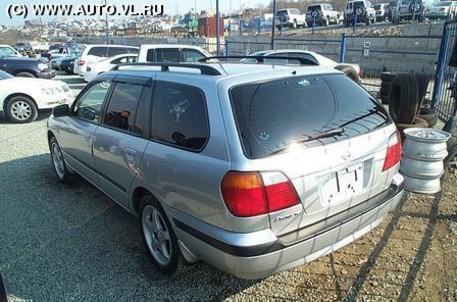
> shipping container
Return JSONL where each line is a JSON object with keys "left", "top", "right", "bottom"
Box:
{"left": 198, "top": 16, "right": 224, "bottom": 37}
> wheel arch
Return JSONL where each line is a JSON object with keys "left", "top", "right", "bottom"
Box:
{"left": 13, "top": 69, "right": 38, "bottom": 77}
{"left": 131, "top": 187, "right": 160, "bottom": 218}
{"left": 3, "top": 93, "right": 37, "bottom": 113}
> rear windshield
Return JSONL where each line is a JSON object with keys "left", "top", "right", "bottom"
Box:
{"left": 229, "top": 74, "right": 389, "bottom": 159}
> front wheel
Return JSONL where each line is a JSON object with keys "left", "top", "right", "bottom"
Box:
{"left": 140, "top": 196, "right": 185, "bottom": 275}
{"left": 49, "top": 136, "right": 70, "bottom": 183}
{"left": 5, "top": 95, "right": 38, "bottom": 123}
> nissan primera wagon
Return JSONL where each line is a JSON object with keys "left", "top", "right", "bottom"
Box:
{"left": 47, "top": 61, "right": 404, "bottom": 279}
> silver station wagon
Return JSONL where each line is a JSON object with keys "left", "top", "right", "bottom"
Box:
{"left": 47, "top": 60, "right": 404, "bottom": 279}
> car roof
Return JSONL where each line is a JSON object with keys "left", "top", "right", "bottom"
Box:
{"left": 140, "top": 44, "right": 206, "bottom": 49}
{"left": 107, "top": 62, "right": 339, "bottom": 82}
{"left": 249, "top": 49, "right": 338, "bottom": 66}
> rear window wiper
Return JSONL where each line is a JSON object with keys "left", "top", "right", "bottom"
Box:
{"left": 269, "top": 127, "right": 345, "bottom": 155}
{"left": 300, "top": 127, "right": 345, "bottom": 143}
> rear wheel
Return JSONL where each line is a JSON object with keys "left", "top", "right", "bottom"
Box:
{"left": 15, "top": 71, "right": 35, "bottom": 78}
{"left": 140, "top": 196, "right": 187, "bottom": 275}
{"left": 5, "top": 95, "right": 38, "bottom": 123}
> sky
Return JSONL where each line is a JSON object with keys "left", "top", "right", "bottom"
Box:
{"left": 0, "top": 0, "right": 270, "bottom": 26}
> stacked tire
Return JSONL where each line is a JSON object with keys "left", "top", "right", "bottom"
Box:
{"left": 380, "top": 72, "right": 396, "bottom": 105}
{"left": 381, "top": 72, "right": 438, "bottom": 139}
{"left": 387, "top": 73, "right": 428, "bottom": 139}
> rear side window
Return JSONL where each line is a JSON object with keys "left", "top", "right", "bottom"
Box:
{"left": 151, "top": 81, "right": 209, "bottom": 151}
{"left": 230, "top": 74, "right": 389, "bottom": 159}
{"left": 102, "top": 82, "right": 144, "bottom": 134}
{"left": 87, "top": 47, "right": 107, "bottom": 57}
{"left": 155, "top": 49, "right": 182, "bottom": 62}
{"left": 183, "top": 49, "right": 206, "bottom": 62}
{"left": 108, "top": 47, "right": 138, "bottom": 57}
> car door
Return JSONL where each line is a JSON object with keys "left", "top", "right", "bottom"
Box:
{"left": 92, "top": 76, "right": 152, "bottom": 207}
{"left": 57, "top": 79, "right": 113, "bottom": 182}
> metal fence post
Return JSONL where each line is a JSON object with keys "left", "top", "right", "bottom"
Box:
{"left": 339, "top": 33, "right": 347, "bottom": 63}
{"left": 432, "top": 22, "right": 452, "bottom": 109}
{"left": 225, "top": 39, "right": 229, "bottom": 56}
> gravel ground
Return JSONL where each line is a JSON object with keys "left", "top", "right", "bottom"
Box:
{"left": 0, "top": 115, "right": 456, "bottom": 302}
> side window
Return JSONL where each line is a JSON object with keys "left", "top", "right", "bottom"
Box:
{"left": 102, "top": 82, "right": 144, "bottom": 134}
{"left": 155, "top": 49, "right": 182, "bottom": 62}
{"left": 151, "top": 82, "right": 209, "bottom": 151}
{"left": 73, "top": 81, "right": 111, "bottom": 122}
{"left": 183, "top": 49, "right": 206, "bottom": 62}
{"left": 107, "top": 47, "right": 125, "bottom": 57}
{"left": 87, "top": 47, "right": 107, "bottom": 57}
{"left": 146, "top": 49, "right": 155, "bottom": 62}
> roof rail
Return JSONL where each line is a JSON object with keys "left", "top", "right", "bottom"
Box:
{"left": 111, "top": 62, "right": 222, "bottom": 75}
{"left": 199, "top": 55, "right": 319, "bottom": 66}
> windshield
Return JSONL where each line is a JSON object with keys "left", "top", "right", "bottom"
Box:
{"left": 0, "top": 46, "right": 20, "bottom": 57}
{"left": 229, "top": 74, "right": 389, "bottom": 159}
{"left": 0, "top": 70, "right": 13, "bottom": 80}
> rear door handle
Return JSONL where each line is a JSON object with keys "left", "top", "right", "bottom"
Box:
{"left": 124, "top": 148, "right": 137, "bottom": 162}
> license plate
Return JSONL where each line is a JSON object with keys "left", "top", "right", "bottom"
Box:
{"left": 320, "top": 163, "right": 363, "bottom": 206}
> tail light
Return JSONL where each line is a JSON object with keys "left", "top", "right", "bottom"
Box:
{"left": 382, "top": 131, "right": 402, "bottom": 171}
{"left": 221, "top": 171, "right": 300, "bottom": 217}
{"left": 78, "top": 59, "right": 85, "bottom": 66}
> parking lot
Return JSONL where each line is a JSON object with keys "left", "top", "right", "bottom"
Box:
{"left": 0, "top": 71, "right": 455, "bottom": 301}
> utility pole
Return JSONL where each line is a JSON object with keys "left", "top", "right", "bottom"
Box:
{"left": 104, "top": 0, "right": 110, "bottom": 44}
{"left": 216, "top": 0, "right": 220, "bottom": 55}
{"left": 270, "top": 0, "right": 276, "bottom": 49}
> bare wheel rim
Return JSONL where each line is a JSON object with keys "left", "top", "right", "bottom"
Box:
{"left": 142, "top": 205, "right": 172, "bottom": 266}
{"left": 11, "top": 100, "right": 32, "bottom": 121}
{"left": 51, "top": 142, "right": 65, "bottom": 179}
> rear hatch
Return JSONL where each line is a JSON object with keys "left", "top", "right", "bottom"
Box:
{"left": 229, "top": 73, "right": 398, "bottom": 238}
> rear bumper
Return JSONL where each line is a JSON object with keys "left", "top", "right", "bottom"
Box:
{"left": 174, "top": 173, "right": 404, "bottom": 279}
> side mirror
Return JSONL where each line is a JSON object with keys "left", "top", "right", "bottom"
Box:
{"left": 52, "top": 104, "right": 70, "bottom": 117}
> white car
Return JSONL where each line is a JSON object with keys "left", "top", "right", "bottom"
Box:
{"left": 83, "top": 53, "right": 137, "bottom": 82}
{"left": 0, "top": 70, "right": 72, "bottom": 123}
{"left": 242, "top": 49, "right": 362, "bottom": 83}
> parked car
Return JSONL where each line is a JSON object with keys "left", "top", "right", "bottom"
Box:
{"left": 241, "top": 49, "right": 362, "bottom": 83}
{"left": 275, "top": 8, "right": 308, "bottom": 29}
{"left": 374, "top": 2, "right": 391, "bottom": 21}
{"left": 390, "top": 0, "right": 424, "bottom": 23}
{"left": 137, "top": 44, "right": 211, "bottom": 63}
{"left": 14, "top": 41, "right": 33, "bottom": 55}
{"left": 424, "top": 1, "right": 457, "bottom": 20}
{"left": 306, "top": 3, "right": 342, "bottom": 26}
{"left": 0, "top": 70, "right": 71, "bottom": 123}
{"left": 59, "top": 56, "right": 79, "bottom": 75}
{"left": 47, "top": 59, "right": 403, "bottom": 279}
{"left": 343, "top": 0, "right": 377, "bottom": 26}
{"left": 0, "top": 45, "right": 23, "bottom": 57}
{"left": 73, "top": 44, "right": 139, "bottom": 77}
{"left": 0, "top": 54, "right": 54, "bottom": 78}
{"left": 84, "top": 53, "right": 137, "bottom": 82}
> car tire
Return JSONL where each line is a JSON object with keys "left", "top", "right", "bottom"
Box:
{"left": 5, "top": 95, "right": 38, "bottom": 123}
{"left": 380, "top": 80, "right": 394, "bottom": 104}
{"left": 0, "top": 271, "right": 6, "bottom": 302}
{"left": 415, "top": 73, "right": 432, "bottom": 107}
{"left": 15, "top": 71, "right": 35, "bottom": 78}
{"left": 418, "top": 108, "right": 438, "bottom": 127}
{"left": 140, "top": 195, "right": 187, "bottom": 275}
{"left": 381, "top": 72, "right": 397, "bottom": 82}
{"left": 325, "top": 17, "right": 330, "bottom": 26}
{"left": 443, "top": 116, "right": 457, "bottom": 168}
{"left": 49, "top": 136, "right": 71, "bottom": 183}
{"left": 389, "top": 73, "right": 420, "bottom": 124}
